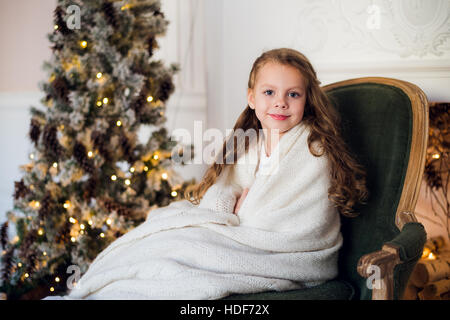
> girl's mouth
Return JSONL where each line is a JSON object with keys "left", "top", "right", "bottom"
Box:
{"left": 269, "top": 114, "right": 290, "bottom": 120}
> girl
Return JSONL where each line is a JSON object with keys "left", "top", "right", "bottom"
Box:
{"left": 185, "top": 47, "right": 368, "bottom": 219}
{"left": 47, "top": 48, "right": 369, "bottom": 300}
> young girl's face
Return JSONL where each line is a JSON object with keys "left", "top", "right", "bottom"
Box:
{"left": 247, "top": 62, "right": 306, "bottom": 137}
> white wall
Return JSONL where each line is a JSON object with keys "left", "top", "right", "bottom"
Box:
{"left": 204, "top": 0, "right": 450, "bottom": 239}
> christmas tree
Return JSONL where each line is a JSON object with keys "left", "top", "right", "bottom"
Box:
{"left": 0, "top": 0, "right": 193, "bottom": 300}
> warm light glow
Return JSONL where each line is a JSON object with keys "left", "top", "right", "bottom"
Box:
{"left": 87, "top": 151, "right": 94, "bottom": 158}
{"left": 116, "top": 120, "right": 122, "bottom": 127}
{"left": 29, "top": 200, "right": 40, "bottom": 209}
{"left": 432, "top": 153, "right": 440, "bottom": 159}
{"left": 69, "top": 217, "right": 76, "bottom": 224}
{"left": 52, "top": 162, "right": 58, "bottom": 168}
{"left": 55, "top": 277, "right": 60, "bottom": 283}
{"left": 80, "top": 40, "right": 87, "bottom": 48}
{"left": 38, "top": 228, "right": 44, "bottom": 236}
{"left": 43, "top": 251, "right": 47, "bottom": 256}
{"left": 24, "top": 273, "right": 29, "bottom": 278}
{"left": 161, "top": 172, "right": 168, "bottom": 180}
{"left": 100, "top": 233, "right": 105, "bottom": 238}
{"left": 64, "top": 201, "right": 71, "bottom": 209}
{"left": 88, "top": 220, "right": 93, "bottom": 226}
{"left": 144, "top": 166, "right": 149, "bottom": 172}
{"left": 147, "top": 96, "right": 153, "bottom": 102}
{"left": 96, "top": 101, "right": 102, "bottom": 107}
{"left": 96, "top": 72, "right": 103, "bottom": 79}
{"left": 80, "top": 224, "right": 85, "bottom": 230}
{"left": 422, "top": 247, "right": 431, "bottom": 259}
{"left": 125, "top": 179, "right": 131, "bottom": 186}
{"left": 130, "top": 167, "right": 135, "bottom": 173}
{"left": 54, "top": 25, "right": 59, "bottom": 30}
{"left": 427, "top": 252, "right": 436, "bottom": 260}
{"left": 29, "top": 153, "right": 35, "bottom": 160}
{"left": 70, "top": 236, "right": 76, "bottom": 242}
{"left": 111, "top": 175, "right": 117, "bottom": 181}
{"left": 102, "top": 97, "right": 109, "bottom": 104}
{"left": 50, "top": 287, "right": 55, "bottom": 292}
{"left": 153, "top": 154, "right": 159, "bottom": 160}
{"left": 106, "top": 218, "right": 112, "bottom": 225}
{"left": 171, "top": 191, "right": 177, "bottom": 197}
{"left": 18, "top": 262, "right": 23, "bottom": 267}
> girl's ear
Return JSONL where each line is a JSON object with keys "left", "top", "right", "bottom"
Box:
{"left": 247, "top": 88, "right": 255, "bottom": 109}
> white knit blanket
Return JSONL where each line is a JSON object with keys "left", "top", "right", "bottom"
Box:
{"left": 54, "top": 122, "right": 342, "bottom": 300}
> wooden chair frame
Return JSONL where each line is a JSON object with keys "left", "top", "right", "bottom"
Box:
{"left": 323, "top": 77, "right": 429, "bottom": 300}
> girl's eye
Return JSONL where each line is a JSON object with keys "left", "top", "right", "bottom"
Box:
{"left": 263, "top": 90, "right": 300, "bottom": 98}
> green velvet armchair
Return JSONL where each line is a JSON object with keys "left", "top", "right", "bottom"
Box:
{"left": 222, "top": 77, "right": 429, "bottom": 300}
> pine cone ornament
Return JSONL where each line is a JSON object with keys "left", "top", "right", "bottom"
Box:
{"left": 1, "top": 247, "right": 14, "bottom": 282}
{"left": 91, "top": 130, "right": 110, "bottom": 159}
{"left": 14, "top": 179, "right": 29, "bottom": 200}
{"left": 52, "top": 76, "right": 70, "bottom": 104}
{"left": 55, "top": 221, "right": 71, "bottom": 244}
{"left": 43, "top": 124, "right": 63, "bottom": 160}
{"left": 153, "top": 9, "right": 165, "bottom": 18}
{"left": 147, "top": 36, "right": 156, "bottom": 57}
{"left": 29, "top": 118, "right": 41, "bottom": 146}
{"left": 38, "top": 193, "right": 52, "bottom": 220}
{"left": 73, "top": 142, "right": 95, "bottom": 174}
{"left": 158, "top": 76, "right": 174, "bottom": 102}
{"left": 102, "top": 2, "right": 118, "bottom": 28}
{"left": 0, "top": 221, "right": 8, "bottom": 250}
{"left": 130, "top": 92, "right": 146, "bottom": 119}
{"left": 83, "top": 174, "right": 98, "bottom": 201}
{"left": 53, "top": 6, "right": 72, "bottom": 35}
{"left": 25, "top": 252, "right": 38, "bottom": 274}
{"left": 19, "top": 231, "right": 37, "bottom": 261}
{"left": 120, "top": 133, "right": 136, "bottom": 163}
{"left": 101, "top": 198, "right": 132, "bottom": 217}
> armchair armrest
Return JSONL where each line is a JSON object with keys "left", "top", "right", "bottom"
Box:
{"left": 357, "top": 212, "right": 427, "bottom": 300}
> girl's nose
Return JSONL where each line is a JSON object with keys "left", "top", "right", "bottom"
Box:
{"left": 275, "top": 96, "right": 287, "bottom": 109}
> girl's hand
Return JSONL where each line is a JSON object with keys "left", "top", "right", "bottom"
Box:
{"left": 233, "top": 188, "right": 249, "bottom": 214}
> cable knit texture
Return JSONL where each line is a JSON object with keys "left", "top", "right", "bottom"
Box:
{"left": 46, "top": 122, "right": 342, "bottom": 300}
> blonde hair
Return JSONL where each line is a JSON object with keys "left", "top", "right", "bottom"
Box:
{"left": 184, "top": 48, "right": 368, "bottom": 217}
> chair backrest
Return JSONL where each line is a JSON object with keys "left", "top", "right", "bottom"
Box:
{"left": 323, "top": 77, "right": 428, "bottom": 300}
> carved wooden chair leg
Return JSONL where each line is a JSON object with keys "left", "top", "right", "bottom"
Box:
{"left": 357, "top": 244, "right": 402, "bottom": 300}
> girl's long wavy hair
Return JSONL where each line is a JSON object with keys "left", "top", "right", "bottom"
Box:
{"left": 184, "top": 48, "right": 369, "bottom": 217}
